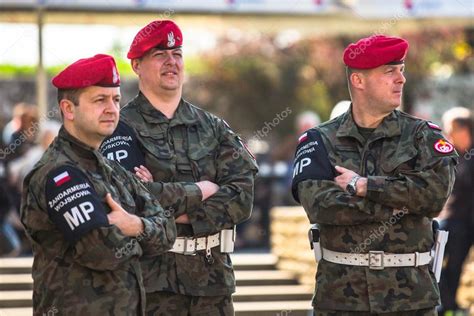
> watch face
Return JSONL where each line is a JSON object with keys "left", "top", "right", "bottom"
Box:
{"left": 347, "top": 183, "right": 356, "bottom": 195}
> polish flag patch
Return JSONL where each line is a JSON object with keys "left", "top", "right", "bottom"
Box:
{"left": 54, "top": 171, "right": 71, "bottom": 186}
{"left": 427, "top": 122, "right": 442, "bottom": 131}
{"left": 298, "top": 133, "right": 308, "bottom": 143}
{"left": 434, "top": 139, "right": 454, "bottom": 154}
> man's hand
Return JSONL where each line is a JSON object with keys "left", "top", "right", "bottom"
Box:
{"left": 175, "top": 214, "right": 190, "bottom": 224}
{"left": 105, "top": 193, "right": 144, "bottom": 237}
{"left": 334, "top": 166, "right": 367, "bottom": 197}
{"left": 135, "top": 165, "right": 153, "bottom": 183}
{"left": 195, "top": 180, "right": 219, "bottom": 201}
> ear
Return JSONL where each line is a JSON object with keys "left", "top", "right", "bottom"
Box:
{"left": 59, "top": 99, "right": 75, "bottom": 121}
{"left": 131, "top": 59, "right": 140, "bottom": 75}
{"left": 350, "top": 72, "right": 365, "bottom": 90}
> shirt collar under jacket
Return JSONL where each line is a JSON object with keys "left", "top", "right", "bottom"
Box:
{"left": 336, "top": 104, "right": 402, "bottom": 144}
{"left": 134, "top": 91, "right": 199, "bottom": 127}
{"left": 58, "top": 126, "right": 111, "bottom": 170}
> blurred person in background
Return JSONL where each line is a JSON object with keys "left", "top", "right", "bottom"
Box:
{"left": 0, "top": 137, "right": 21, "bottom": 257}
{"left": 330, "top": 100, "right": 351, "bottom": 120}
{"left": 9, "top": 120, "right": 61, "bottom": 191}
{"left": 6, "top": 103, "right": 39, "bottom": 215}
{"left": 2, "top": 102, "right": 27, "bottom": 144}
{"left": 5, "top": 120, "right": 61, "bottom": 256}
{"left": 8, "top": 103, "right": 39, "bottom": 158}
{"left": 438, "top": 106, "right": 474, "bottom": 316}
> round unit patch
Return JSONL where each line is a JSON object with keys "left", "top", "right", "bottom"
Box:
{"left": 433, "top": 139, "right": 454, "bottom": 154}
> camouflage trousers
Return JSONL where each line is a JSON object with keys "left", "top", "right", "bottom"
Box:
{"left": 314, "top": 307, "right": 436, "bottom": 316}
{"left": 145, "top": 291, "right": 234, "bottom": 316}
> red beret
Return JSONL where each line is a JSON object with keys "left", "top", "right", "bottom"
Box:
{"left": 343, "top": 35, "right": 409, "bottom": 69}
{"left": 52, "top": 54, "right": 120, "bottom": 89}
{"left": 127, "top": 20, "right": 183, "bottom": 59}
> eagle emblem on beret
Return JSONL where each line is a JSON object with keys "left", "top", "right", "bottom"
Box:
{"left": 112, "top": 66, "right": 119, "bottom": 85}
{"left": 167, "top": 31, "right": 175, "bottom": 48}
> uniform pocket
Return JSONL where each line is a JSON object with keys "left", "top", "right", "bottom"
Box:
{"left": 187, "top": 126, "right": 219, "bottom": 180}
{"left": 381, "top": 145, "right": 418, "bottom": 174}
{"left": 334, "top": 145, "right": 360, "bottom": 171}
{"left": 187, "top": 125, "right": 218, "bottom": 160}
{"left": 137, "top": 130, "right": 173, "bottom": 159}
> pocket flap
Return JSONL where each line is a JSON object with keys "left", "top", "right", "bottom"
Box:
{"left": 382, "top": 145, "right": 418, "bottom": 173}
{"left": 137, "top": 130, "right": 173, "bottom": 159}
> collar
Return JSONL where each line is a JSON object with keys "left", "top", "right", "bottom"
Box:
{"left": 58, "top": 127, "right": 110, "bottom": 168}
{"left": 134, "top": 92, "right": 199, "bottom": 127}
{"left": 336, "top": 105, "right": 402, "bottom": 143}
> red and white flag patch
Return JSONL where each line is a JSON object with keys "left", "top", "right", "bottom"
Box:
{"left": 433, "top": 139, "right": 454, "bottom": 154}
{"left": 427, "top": 122, "right": 442, "bottom": 131}
{"left": 298, "top": 133, "right": 308, "bottom": 143}
{"left": 239, "top": 139, "right": 255, "bottom": 160}
{"left": 54, "top": 171, "right": 71, "bottom": 186}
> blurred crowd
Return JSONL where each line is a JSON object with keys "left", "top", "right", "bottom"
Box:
{"left": 0, "top": 102, "right": 60, "bottom": 257}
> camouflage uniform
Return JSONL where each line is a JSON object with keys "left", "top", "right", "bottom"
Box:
{"left": 21, "top": 127, "right": 176, "bottom": 315}
{"left": 293, "top": 108, "right": 457, "bottom": 314}
{"left": 101, "top": 92, "right": 258, "bottom": 313}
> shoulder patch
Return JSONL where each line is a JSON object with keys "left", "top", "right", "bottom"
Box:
{"left": 100, "top": 120, "right": 146, "bottom": 172}
{"left": 433, "top": 139, "right": 454, "bottom": 155}
{"left": 46, "top": 166, "right": 109, "bottom": 244}
{"left": 298, "top": 132, "right": 308, "bottom": 143}
{"left": 291, "top": 129, "right": 336, "bottom": 203}
{"left": 427, "top": 121, "right": 442, "bottom": 131}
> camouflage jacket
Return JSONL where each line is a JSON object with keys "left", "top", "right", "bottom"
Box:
{"left": 101, "top": 92, "right": 258, "bottom": 296}
{"left": 20, "top": 127, "right": 176, "bottom": 315}
{"left": 292, "top": 108, "right": 457, "bottom": 313}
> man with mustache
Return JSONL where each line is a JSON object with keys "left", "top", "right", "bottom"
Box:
{"left": 101, "top": 20, "right": 258, "bottom": 315}
{"left": 21, "top": 54, "right": 176, "bottom": 315}
{"left": 292, "top": 35, "right": 458, "bottom": 315}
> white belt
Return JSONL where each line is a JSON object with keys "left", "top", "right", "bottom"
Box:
{"left": 169, "top": 232, "right": 221, "bottom": 255}
{"left": 322, "top": 248, "right": 432, "bottom": 270}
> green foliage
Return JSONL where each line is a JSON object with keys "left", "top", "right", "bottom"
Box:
{"left": 0, "top": 27, "right": 471, "bottom": 141}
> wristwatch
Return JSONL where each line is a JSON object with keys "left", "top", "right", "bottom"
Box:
{"left": 346, "top": 175, "right": 361, "bottom": 196}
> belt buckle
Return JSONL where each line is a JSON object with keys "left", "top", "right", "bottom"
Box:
{"left": 183, "top": 237, "right": 196, "bottom": 256}
{"left": 369, "top": 251, "right": 384, "bottom": 270}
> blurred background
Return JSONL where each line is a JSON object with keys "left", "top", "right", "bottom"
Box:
{"left": 0, "top": 0, "right": 472, "bottom": 315}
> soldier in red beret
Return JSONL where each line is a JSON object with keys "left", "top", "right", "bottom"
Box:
{"left": 20, "top": 54, "right": 176, "bottom": 315}
{"left": 292, "top": 35, "right": 458, "bottom": 315}
{"left": 101, "top": 20, "right": 258, "bottom": 314}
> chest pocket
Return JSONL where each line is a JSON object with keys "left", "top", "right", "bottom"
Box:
{"left": 137, "top": 130, "right": 173, "bottom": 160}
{"left": 381, "top": 144, "right": 418, "bottom": 175}
{"left": 187, "top": 125, "right": 219, "bottom": 181}
{"left": 334, "top": 145, "right": 361, "bottom": 172}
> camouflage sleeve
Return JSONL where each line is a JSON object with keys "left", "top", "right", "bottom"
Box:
{"left": 128, "top": 174, "right": 177, "bottom": 257}
{"left": 293, "top": 129, "right": 392, "bottom": 225}
{"left": 366, "top": 123, "right": 458, "bottom": 217}
{"left": 24, "top": 167, "right": 143, "bottom": 271}
{"left": 72, "top": 227, "right": 142, "bottom": 271}
{"left": 22, "top": 187, "right": 138, "bottom": 272}
{"left": 298, "top": 180, "right": 393, "bottom": 225}
{"left": 144, "top": 181, "right": 202, "bottom": 218}
{"left": 187, "top": 120, "right": 258, "bottom": 236}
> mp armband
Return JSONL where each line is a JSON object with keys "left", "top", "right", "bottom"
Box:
{"left": 100, "top": 120, "right": 146, "bottom": 172}
{"left": 291, "top": 129, "right": 336, "bottom": 203}
{"left": 46, "top": 166, "right": 109, "bottom": 243}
